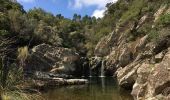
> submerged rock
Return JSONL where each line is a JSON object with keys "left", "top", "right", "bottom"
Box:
{"left": 33, "top": 78, "right": 88, "bottom": 88}
{"left": 25, "top": 71, "right": 88, "bottom": 88}
{"left": 32, "top": 71, "right": 73, "bottom": 79}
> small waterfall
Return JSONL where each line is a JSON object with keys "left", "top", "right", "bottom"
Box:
{"left": 88, "top": 56, "right": 105, "bottom": 77}
{"left": 100, "top": 60, "right": 105, "bottom": 77}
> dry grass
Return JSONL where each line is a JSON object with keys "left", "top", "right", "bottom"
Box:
{"left": 1, "top": 88, "right": 44, "bottom": 100}
{"left": 17, "top": 46, "right": 29, "bottom": 67}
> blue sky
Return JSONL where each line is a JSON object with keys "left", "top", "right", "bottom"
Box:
{"left": 17, "top": 0, "right": 117, "bottom": 19}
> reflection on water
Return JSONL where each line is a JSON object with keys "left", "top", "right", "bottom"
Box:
{"left": 43, "top": 77, "right": 133, "bottom": 100}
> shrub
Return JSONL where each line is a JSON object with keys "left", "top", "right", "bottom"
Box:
{"left": 157, "top": 13, "right": 170, "bottom": 26}
{"left": 0, "top": 30, "right": 10, "bottom": 36}
{"left": 148, "top": 29, "right": 159, "bottom": 41}
{"left": 0, "top": 12, "right": 10, "bottom": 30}
{"left": 120, "top": 0, "right": 144, "bottom": 25}
{"left": 17, "top": 46, "right": 29, "bottom": 67}
{"left": 1, "top": 89, "right": 44, "bottom": 100}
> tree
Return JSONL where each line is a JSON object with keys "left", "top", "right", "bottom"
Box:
{"left": 0, "top": 12, "right": 10, "bottom": 30}
{"left": 56, "top": 14, "right": 64, "bottom": 19}
{"left": 73, "top": 13, "right": 81, "bottom": 22}
{"left": 8, "top": 9, "right": 25, "bottom": 34}
{"left": 34, "top": 20, "right": 62, "bottom": 46}
{"left": 73, "top": 13, "right": 78, "bottom": 21}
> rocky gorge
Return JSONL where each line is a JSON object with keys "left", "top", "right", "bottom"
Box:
{"left": 22, "top": 3, "right": 170, "bottom": 100}
{"left": 1, "top": 0, "right": 170, "bottom": 100}
{"left": 92, "top": 4, "right": 170, "bottom": 100}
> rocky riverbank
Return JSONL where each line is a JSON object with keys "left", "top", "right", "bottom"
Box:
{"left": 23, "top": 44, "right": 89, "bottom": 89}
{"left": 22, "top": 3, "right": 170, "bottom": 100}
{"left": 92, "top": 5, "right": 170, "bottom": 100}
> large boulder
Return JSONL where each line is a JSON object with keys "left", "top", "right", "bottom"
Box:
{"left": 105, "top": 50, "right": 118, "bottom": 76}
{"left": 25, "top": 44, "right": 80, "bottom": 75}
{"left": 131, "top": 63, "right": 152, "bottom": 100}
{"left": 131, "top": 48, "right": 170, "bottom": 100}
{"left": 116, "top": 61, "right": 141, "bottom": 90}
{"left": 146, "top": 48, "right": 170, "bottom": 99}
{"left": 134, "top": 35, "right": 148, "bottom": 53}
{"left": 118, "top": 47, "right": 133, "bottom": 68}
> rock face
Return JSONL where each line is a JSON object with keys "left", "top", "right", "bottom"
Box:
{"left": 25, "top": 44, "right": 80, "bottom": 75}
{"left": 95, "top": 31, "right": 170, "bottom": 99}
{"left": 93, "top": 3, "right": 170, "bottom": 100}
{"left": 97, "top": 33, "right": 170, "bottom": 99}
{"left": 89, "top": 57, "right": 103, "bottom": 76}
{"left": 94, "top": 32, "right": 118, "bottom": 57}
{"left": 147, "top": 50, "right": 170, "bottom": 99}
{"left": 24, "top": 44, "right": 89, "bottom": 87}
{"left": 131, "top": 49, "right": 170, "bottom": 100}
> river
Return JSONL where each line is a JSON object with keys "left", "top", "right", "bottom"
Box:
{"left": 42, "top": 77, "right": 133, "bottom": 100}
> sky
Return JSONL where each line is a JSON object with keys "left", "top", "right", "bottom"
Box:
{"left": 17, "top": 0, "right": 118, "bottom": 19}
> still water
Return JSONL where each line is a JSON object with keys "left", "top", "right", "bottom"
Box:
{"left": 43, "top": 77, "right": 133, "bottom": 100}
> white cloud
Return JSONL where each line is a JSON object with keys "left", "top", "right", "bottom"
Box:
{"left": 70, "top": 0, "right": 117, "bottom": 9}
{"left": 69, "top": 0, "right": 118, "bottom": 18}
{"left": 17, "top": 0, "right": 35, "bottom": 3}
{"left": 92, "top": 9, "right": 105, "bottom": 18}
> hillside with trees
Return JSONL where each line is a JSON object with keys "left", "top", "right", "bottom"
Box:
{"left": 0, "top": 0, "right": 170, "bottom": 100}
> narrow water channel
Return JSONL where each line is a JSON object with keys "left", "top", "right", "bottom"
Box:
{"left": 43, "top": 77, "right": 133, "bottom": 100}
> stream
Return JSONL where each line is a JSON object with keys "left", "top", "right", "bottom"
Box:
{"left": 42, "top": 77, "right": 133, "bottom": 100}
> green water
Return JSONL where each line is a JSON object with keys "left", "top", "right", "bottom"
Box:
{"left": 43, "top": 77, "right": 133, "bottom": 100}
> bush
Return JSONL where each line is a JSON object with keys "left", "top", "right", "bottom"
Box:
{"left": 17, "top": 46, "right": 29, "bottom": 66}
{"left": 148, "top": 29, "right": 159, "bottom": 41}
{"left": 157, "top": 13, "right": 170, "bottom": 26}
{"left": 120, "top": 0, "right": 144, "bottom": 25}
{"left": 0, "top": 30, "right": 10, "bottom": 36}
{"left": 0, "top": 12, "right": 10, "bottom": 30}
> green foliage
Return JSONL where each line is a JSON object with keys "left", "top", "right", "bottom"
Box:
{"left": 157, "top": 13, "right": 170, "bottom": 26}
{"left": 0, "top": 12, "right": 10, "bottom": 30}
{"left": 8, "top": 9, "right": 25, "bottom": 33}
{"left": 120, "top": 0, "right": 144, "bottom": 25}
{"left": 34, "top": 20, "right": 63, "bottom": 46}
{"left": 27, "top": 8, "right": 56, "bottom": 26}
{"left": 0, "top": 0, "right": 24, "bottom": 12}
{"left": 148, "top": 29, "right": 159, "bottom": 41}
{"left": 73, "top": 13, "right": 81, "bottom": 22}
{"left": 0, "top": 30, "right": 10, "bottom": 36}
